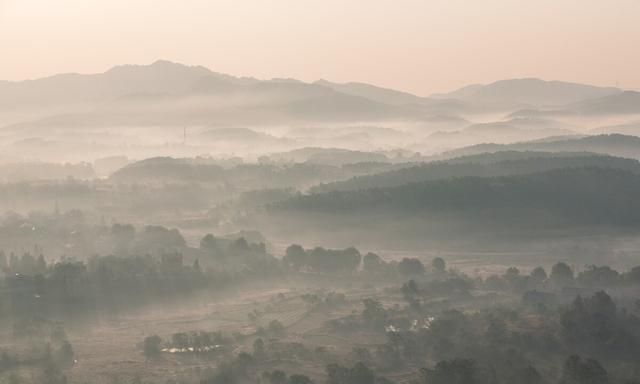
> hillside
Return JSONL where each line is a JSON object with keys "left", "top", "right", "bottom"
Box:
{"left": 442, "top": 134, "right": 640, "bottom": 159}
{"left": 433, "top": 78, "right": 621, "bottom": 108}
{"left": 573, "top": 91, "right": 640, "bottom": 115}
{"left": 424, "top": 120, "right": 575, "bottom": 149}
{"left": 109, "top": 156, "right": 399, "bottom": 190}
{"left": 311, "top": 153, "right": 640, "bottom": 193}
{"left": 0, "top": 61, "right": 442, "bottom": 127}
{"left": 275, "top": 167, "right": 640, "bottom": 227}
{"left": 314, "top": 79, "right": 430, "bottom": 106}
{"left": 264, "top": 147, "right": 390, "bottom": 166}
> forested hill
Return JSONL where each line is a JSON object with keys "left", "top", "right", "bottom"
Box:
{"left": 276, "top": 167, "right": 640, "bottom": 227}
{"left": 442, "top": 134, "right": 640, "bottom": 159}
{"left": 311, "top": 153, "right": 640, "bottom": 193}
{"left": 109, "top": 156, "right": 399, "bottom": 189}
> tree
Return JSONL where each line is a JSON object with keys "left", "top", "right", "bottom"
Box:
{"left": 200, "top": 234, "right": 219, "bottom": 250}
{"left": 288, "top": 374, "right": 313, "bottom": 384}
{"left": 253, "top": 338, "right": 265, "bottom": 359}
{"left": 0, "top": 251, "right": 7, "bottom": 272}
{"left": 268, "top": 320, "right": 285, "bottom": 336}
{"left": 143, "top": 335, "right": 162, "bottom": 358}
{"left": 420, "top": 359, "right": 487, "bottom": 384}
{"left": 530, "top": 267, "right": 547, "bottom": 285}
{"left": 485, "top": 319, "right": 507, "bottom": 344}
{"left": 326, "top": 362, "right": 375, "bottom": 384}
{"left": 171, "top": 332, "right": 189, "bottom": 349}
{"left": 203, "top": 362, "right": 237, "bottom": 384}
{"left": 111, "top": 223, "right": 135, "bottom": 250}
{"left": 363, "top": 253, "right": 383, "bottom": 274}
{"left": 305, "top": 247, "right": 361, "bottom": 274}
{"left": 550, "top": 262, "right": 574, "bottom": 286}
{"left": 560, "top": 355, "right": 608, "bottom": 384}
{"left": 397, "top": 258, "right": 425, "bottom": 277}
{"left": 401, "top": 280, "right": 420, "bottom": 310}
{"left": 349, "top": 362, "right": 375, "bottom": 384}
{"left": 36, "top": 254, "right": 47, "bottom": 275}
{"left": 560, "top": 291, "right": 620, "bottom": 354}
{"left": 55, "top": 341, "right": 74, "bottom": 367}
{"left": 624, "top": 266, "right": 640, "bottom": 285}
{"left": 327, "top": 363, "right": 350, "bottom": 384}
{"left": 432, "top": 257, "right": 446, "bottom": 273}
{"left": 284, "top": 244, "right": 307, "bottom": 271}
{"left": 352, "top": 347, "right": 372, "bottom": 363}
{"left": 513, "top": 365, "right": 544, "bottom": 384}
{"left": 140, "top": 225, "right": 186, "bottom": 250}
{"left": 264, "top": 370, "right": 287, "bottom": 384}
{"left": 578, "top": 266, "right": 619, "bottom": 287}
{"left": 193, "top": 259, "right": 202, "bottom": 274}
{"left": 41, "top": 360, "right": 68, "bottom": 384}
{"left": 362, "top": 299, "right": 386, "bottom": 325}
{"left": 504, "top": 267, "right": 520, "bottom": 280}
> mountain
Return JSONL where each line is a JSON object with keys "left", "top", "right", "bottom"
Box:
{"left": 572, "top": 91, "right": 640, "bottom": 115}
{"left": 0, "top": 60, "right": 240, "bottom": 108}
{"left": 265, "top": 147, "right": 390, "bottom": 166}
{"left": 433, "top": 78, "right": 621, "bottom": 108}
{"left": 591, "top": 121, "right": 640, "bottom": 136}
{"left": 109, "top": 156, "right": 400, "bottom": 191}
{"left": 198, "top": 127, "right": 284, "bottom": 142}
{"left": 311, "top": 153, "right": 639, "bottom": 193}
{"left": 195, "top": 127, "right": 294, "bottom": 153}
{"left": 314, "top": 79, "right": 428, "bottom": 106}
{"left": 442, "top": 134, "right": 640, "bottom": 160}
{"left": 418, "top": 117, "right": 577, "bottom": 152}
{"left": 0, "top": 61, "right": 450, "bottom": 128}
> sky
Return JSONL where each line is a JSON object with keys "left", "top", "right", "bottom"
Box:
{"left": 1, "top": 0, "right": 639, "bottom": 95}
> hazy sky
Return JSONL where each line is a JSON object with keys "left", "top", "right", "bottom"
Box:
{"left": 1, "top": 0, "right": 639, "bottom": 95}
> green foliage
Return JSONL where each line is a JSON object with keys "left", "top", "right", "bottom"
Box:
{"left": 253, "top": 338, "right": 265, "bottom": 359}
{"left": 362, "top": 299, "right": 387, "bottom": 327}
{"left": 282, "top": 245, "right": 361, "bottom": 274}
{"left": 326, "top": 362, "right": 376, "bottom": 384}
{"left": 560, "top": 355, "right": 608, "bottom": 384}
{"left": 420, "top": 359, "right": 488, "bottom": 384}
{"left": 143, "top": 335, "right": 162, "bottom": 358}
{"left": 311, "top": 154, "right": 640, "bottom": 194}
{"left": 432, "top": 257, "right": 446, "bottom": 273}
{"left": 397, "top": 258, "right": 425, "bottom": 277}
{"left": 268, "top": 320, "right": 286, "bottom": 337}
{"left": 278, "top": 167, "right": 640, "bottom": 228}
{"left": 551, "top": 262, "right": 574, "bottom": 286}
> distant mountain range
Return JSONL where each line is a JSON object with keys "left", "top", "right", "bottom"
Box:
{"left": 432, "top": 78, "right": 621, "bottom": 109}
{"left": 441, "top": 134, "right": 640, "bottom": 160}
{"left": 423, "top": 119, "right": 576, "bottom": 149}
{"left": 0, "top": 61, "right": 635, "bottom": 131}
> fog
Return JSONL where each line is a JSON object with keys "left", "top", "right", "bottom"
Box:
{"left": 3, "top": 3, "right": 640, "bottom": 383}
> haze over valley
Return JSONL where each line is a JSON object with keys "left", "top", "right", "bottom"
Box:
{"left": 3, "top": 1, "right": 640, "bottom": 383}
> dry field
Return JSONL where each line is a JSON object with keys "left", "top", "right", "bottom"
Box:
{"left": 62, "top": 285, "right": 397, "bottom": 383}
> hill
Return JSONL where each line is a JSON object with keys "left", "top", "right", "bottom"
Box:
{"left": 591, "top": 121, "right": 640, "bottom": 136}
{"left": 432, "top": 78, "right": 621, "bottom": 108}
{"left": 109, "top": 156, "right": 400, "bottom": 190}
{"left": 275, "top": 167, "right": 640, "bottom": 228}
{"left": 311, "top": 153, "right": 640, "bottom": 193}
{"left": 314, "top": 79, "right": 429, "bottom": 106}
{"left": 264, "top": 147, "right": 390, "bottom": 166}
{"left": 0, "top": 61, "right": 449, "bottom": 127}
{"left": 572, "top": 91, "right": 640, "bottom": 115}
{"left": 424, "top": 120, "right": 575, "bottom": 148}
{"left": 442, "top": 134, "right": 640, "bottom": 160}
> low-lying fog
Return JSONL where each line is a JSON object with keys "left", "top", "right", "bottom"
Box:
{"left": 3, "top": 61, "right": 640, "bottom": 384}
